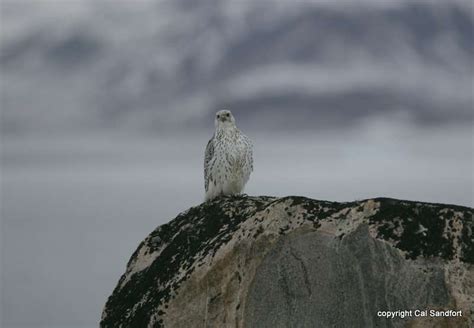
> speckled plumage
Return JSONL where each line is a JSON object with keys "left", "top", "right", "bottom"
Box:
{"left": 204, "top": 110, "right": 253, "bottom": 201}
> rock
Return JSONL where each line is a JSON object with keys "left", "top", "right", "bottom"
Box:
{"left": 101, "top": 196, "right": 473, "bottom": 328}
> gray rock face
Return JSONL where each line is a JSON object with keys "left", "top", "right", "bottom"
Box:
{"left": 245, "top": 226, "right": 449, "bottom": 328}
{"left": 101, "top": 196, "right": 473, "bottom": 328}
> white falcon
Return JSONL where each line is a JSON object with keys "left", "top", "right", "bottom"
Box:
{"left": 204, "top": 110, "right": 253, "bottom": 201}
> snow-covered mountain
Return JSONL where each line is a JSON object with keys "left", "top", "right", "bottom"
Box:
{"left": 1, "top": 0, "right": 473, "bottom": 135}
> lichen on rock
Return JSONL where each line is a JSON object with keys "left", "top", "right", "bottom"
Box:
{"left": 101, "top": 196, "right": 473, "bottom": 328}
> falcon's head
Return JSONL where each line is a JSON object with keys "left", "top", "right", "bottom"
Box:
{"left": 215, "top": 109, "right": 236, "bottom": 128}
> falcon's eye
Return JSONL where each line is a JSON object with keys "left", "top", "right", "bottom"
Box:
{"left": 217, "top": 115, "right": 220, "bottom": 118}
{"left": 225, "top": 113, "right": 230, "bottom": 117}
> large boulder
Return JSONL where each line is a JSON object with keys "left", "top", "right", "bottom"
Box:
{"left": 101, "top": 196, "right": 473, "bottom": 327}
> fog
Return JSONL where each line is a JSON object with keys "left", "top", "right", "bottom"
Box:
{"left": 1, "top": 0, "right": 473, "bottom": 327}
{"left": 3, "top": 121, "right": 472, "bottom": 327}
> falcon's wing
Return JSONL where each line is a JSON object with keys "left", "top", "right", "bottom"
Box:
{"left": 204, "top": 136, "right": 214, "bottom": 191}
{"left": 243, "top": 135, "right": 253, "bottom": 172}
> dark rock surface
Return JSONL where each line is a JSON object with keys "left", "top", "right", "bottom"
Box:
{"left": 101, "top": 196, "right": 473, "bottom": 327}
